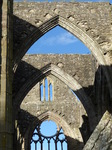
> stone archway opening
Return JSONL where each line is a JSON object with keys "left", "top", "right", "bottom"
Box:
{"left": 24, "top": 111, "right": 84, "bottom": 150}
{"left": 14, "top": 63, "right": 96, "bottom": 130}
{"left": 14, "top": 15, "right": 106, "bottom": 67}
{"left": 13, "top": 19, "right": 97, "bottom": 128}
{"left": 18, "top": 68, "right": 94, "bottom": 150}
{"left": 13, "top": 17, "right": 100, "bottom": 149}
{"left": 13, "top": 14, "right": 112, "bottom": 97}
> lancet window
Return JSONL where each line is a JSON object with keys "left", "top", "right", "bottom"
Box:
{"left": 40, "top": 78, "right": 53, "bottom": 102}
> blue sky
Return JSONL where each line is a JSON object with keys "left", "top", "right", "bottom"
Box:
{"left": 27, "top": 26, "right": 91, "bottom": 54}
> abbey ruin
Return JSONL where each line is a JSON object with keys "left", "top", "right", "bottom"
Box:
{"left": 0, "top": 1, "right": 112, "bottom": 149}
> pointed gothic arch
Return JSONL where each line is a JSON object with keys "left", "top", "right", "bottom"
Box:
{"left": 13, "top": 15, "right": 112, "bottom": 97}
{"left": 14, "top": 15, "right": 106, "bottom": 66}
{"left": 14, "top": 63, "right": 96, "bottom": 130}
{"left": 24, "top": 111, "right": 83, "bottom": 150}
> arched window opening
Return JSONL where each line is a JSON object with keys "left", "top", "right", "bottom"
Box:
{"left": 57, "top": 142, "right": 61, "bottom": 150}
{"left": 30, "top": 120, "right": 68, "bottom": 150}
{"left": 49, "top": 83, "right": 53, "bottom": 101}
{"left": 45, "top": 78, "right": 48, "bottom": 101}
{"left": 27, "top": 26, "right": 91, "bottom": 55}
{"left": 40, "top": 78, "right": 53, "bottom": 102}
{"left": 40, "top": 84, "right": 44, "bottom": 101}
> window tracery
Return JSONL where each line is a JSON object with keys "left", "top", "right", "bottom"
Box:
{"left": 40, "top": 77, "right": 53, "bottom": 102}
{"left": 30, "top": 121, "right": 68, "bottom": 150}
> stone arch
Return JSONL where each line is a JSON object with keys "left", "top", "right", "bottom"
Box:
{"left": 14, "top": 63, "right": 96, "bottom": 130}
{"left": 13, "top": 15, "right": 112, "bottom": 97}
{"left": 24, "top": 111, "right": 83, "bottom": 150}
{"left": 14, "top": 15, "right": 106, "bottom": 67}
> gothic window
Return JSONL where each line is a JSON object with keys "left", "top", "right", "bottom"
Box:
{"left": 40, "top": 84, "right": 44, "bottom": 101}
{"left": 49, "top": 83, "right": 53, "bottom": 102}
{"left": 40, "top": 78, "right": 53, "bottom": 102}
{"left": 30, "top": 121, "right": 68, "bottom": 150}
{"left": 45, "top": 78, "right": 48, "bottom": 101}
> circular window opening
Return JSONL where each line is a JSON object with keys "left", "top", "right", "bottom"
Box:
{"left": 40, "top": 120, "right": 57, "bottom": 136}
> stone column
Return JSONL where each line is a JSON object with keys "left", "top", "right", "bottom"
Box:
{"left": 0, "top": 0, "right": 13, "bottom": 149}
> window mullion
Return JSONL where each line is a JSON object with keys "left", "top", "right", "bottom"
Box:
{"left": 48, "top": 139, "right": 50, "bottom": 150}
{"left": 61, "top": 142, "right": 63, "bottom": 150}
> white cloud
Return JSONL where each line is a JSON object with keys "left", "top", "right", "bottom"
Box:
{"left": 43, "top": 32, "right": 78, "bottom": 46}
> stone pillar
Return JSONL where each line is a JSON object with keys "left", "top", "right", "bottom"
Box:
{"left": 0, "top": 0, "right": 13, "bottom": 149}
{"left": 83, "top": 111, "right": 112, "bottom": 150}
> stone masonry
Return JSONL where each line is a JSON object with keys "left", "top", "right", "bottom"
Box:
{"left": 13, "top": 54, "right": 111, "bottom": 149}
{"left": 0, "top": 1, "right": 112, "bottom": 150}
